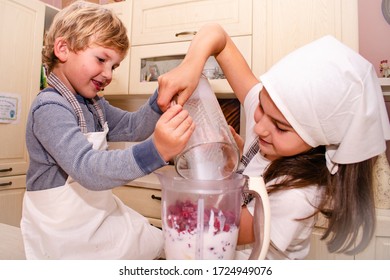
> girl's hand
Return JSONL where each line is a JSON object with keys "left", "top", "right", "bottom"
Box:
{"left": 157, "top": 61, "right": 202, "bottom": 112}
{"left": 229, "top": 125, "right": 244, "bottom": 158}
{"left": 153, "top": 104, "right": 195, "bottom": 161}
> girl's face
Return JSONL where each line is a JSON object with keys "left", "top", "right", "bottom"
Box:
{"left": 62, "top": 44, "right": 124, "bottom": 98}
{"left": 254, "top": 88, "right": 312, "bottom": 161}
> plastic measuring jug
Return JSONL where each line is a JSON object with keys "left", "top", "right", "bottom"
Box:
{"left": 175, "top": 76, "right": 240, "bottom": 180}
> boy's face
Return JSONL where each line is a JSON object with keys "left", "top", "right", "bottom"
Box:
{"left": 253, "top": 88, "right": 311, "bottom": 160}
{"left": 61, "top": 44, "right": 124, "bottom": 98}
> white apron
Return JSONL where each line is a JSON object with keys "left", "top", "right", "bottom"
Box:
{"left": 21, "top": 123, "right": 163, "bottom": 259}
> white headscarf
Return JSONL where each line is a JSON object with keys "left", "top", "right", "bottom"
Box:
{"left": 260, "top": 35, "right": 390, "bottom": 174}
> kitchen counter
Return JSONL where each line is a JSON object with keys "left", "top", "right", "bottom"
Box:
{"left": 124, "top": 165, "right": 174, "bottom": 190}
{"left": 108, "top": 142, "right": 174, "bottom": 190}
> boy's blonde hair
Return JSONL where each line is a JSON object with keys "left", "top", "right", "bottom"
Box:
{"left": 43, "top": 0, "right": 129, "bottom": 73}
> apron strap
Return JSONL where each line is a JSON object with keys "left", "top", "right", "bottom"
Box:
{"left": 237, "top": 138, "right": 259, "bottom": 173}
{"left": 47, "top": 73, "right": 105, "bottom": 133}
{"left": 237, "top": 138, "right": 260, "bottom": 206}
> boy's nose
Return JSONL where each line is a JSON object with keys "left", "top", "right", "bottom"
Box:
{"left": 102, "top": 66, "right": 113, "bottom": 80}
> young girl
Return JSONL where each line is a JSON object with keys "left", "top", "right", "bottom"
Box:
{"left": 21, "top": 1, "right": 194, "bottom": 259}
{"left": 157, "top": 23, "right": 390, "bottom": 259}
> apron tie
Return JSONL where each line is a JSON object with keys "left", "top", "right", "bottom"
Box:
{"left": 47, "top": 73, "right": 105, "bottom": 133}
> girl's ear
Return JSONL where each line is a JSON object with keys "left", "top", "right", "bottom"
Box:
{"left": 53, "top": 37, "right": 69, "bottom": 62}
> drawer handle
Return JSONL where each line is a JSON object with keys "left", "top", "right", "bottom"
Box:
{"left": 175, "top": 31, "right": 197, "bottom": 37}
{"left": 151, "top": 194, "right": 161, "bottom": 201}
{"left": 0, "top": 181, "right": 12, "bottom": 187}
{"left": 0, "top": 168, "right": 12, "bottom": 172}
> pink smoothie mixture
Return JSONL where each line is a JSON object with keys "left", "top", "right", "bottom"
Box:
{"left": 163, "top": 200, "right": 239, "bottom": 259}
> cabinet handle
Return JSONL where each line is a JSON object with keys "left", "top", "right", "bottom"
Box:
{"left": 175, "top": 31, "right": 197, "bottom": 37}
{"left": 151, "top": 194, "right": 161, "bottom": 201}
{"left": 0, "top": 168, "right": 12, "bottom": 172}
{"left": 0, "top": 181, "right": 12, "bottom": 187}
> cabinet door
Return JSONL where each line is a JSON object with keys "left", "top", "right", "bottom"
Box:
{"left": 0, "top": 0, "right": 45, "bottom": 177}
{"left": 252, "top": 0, "right": 358, "bottom": 77}
{"left": 131, "top": 0, "right": 252, "bottom": 46}
{"left": 129, "top": 36, "right": 252, "bottom": 95}
{"left": 103, "top": 0, "right": 133, "bottom": 96}
{"left": 0, "top": 175, "right": 26, "bottom": 227}
{"left": 305, "top": 228, "right": 354, "bottom": 260}
{"left": 355, "top": 212, "right": 390, "bottom": 260}
{"left": 112, "top": 186, "right": 162, "bottom": 220}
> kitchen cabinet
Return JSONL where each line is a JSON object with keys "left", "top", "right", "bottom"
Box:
{"left": 131, "top": 0, "right": 252, "bottom": 46}
{"left": 355, "top": 210, "right": 390, "bottom": 260}
{"left": 306, "top": 209, "right": 390, "bottom": 260}
{"left": 0, "top": 176, "right": 26, "bottom": 228}
{"left": 125, "top": 0, "right": 252, "bottom": 96}
{"left": 112, "top": 185, "right": 162, "bottom": 228}
{"left": 110, "top": 163, "right": 166, "bottom": 228}
{"left": 0, "top": 0, "right": 57, "bottom": 227}
{"left": 0, "top": 0, "right": 45, "bottom": 177}
{"left": 129, "top": 36, "right": 252, "bottom": 96}
{"left": 124, "top": 0, "right": 358, "bottom": 95}
{"left": 100, "top": 0, "right": 133, "bottom": 96}
{"left": 252, "top": 0, "right": 359, "bottom": 78}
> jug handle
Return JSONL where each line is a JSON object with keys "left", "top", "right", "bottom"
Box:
{"left": 246, "top": 176, "right": 271, "bottom": 260}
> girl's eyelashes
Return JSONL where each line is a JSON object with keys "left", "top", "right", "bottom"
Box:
{"left": 275, "top": 125, "right": 288, "bottom": 133}
{"left": 97, "top": 57, "right": 105, "bottom": 63}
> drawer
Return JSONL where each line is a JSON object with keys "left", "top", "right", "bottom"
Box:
{"left": 0, "top": 175, "right": 26, "bottom": 191}
{"left": 148, "top": 217, "right": 162, "bottom": 229}
{"left": 0, "top": 175, "right": 26, "bottom": 227}
{"left": 132, "top": 0, "right": 252, "bottom": 45}
{"left": 113, "top": 186, "right": 162, "bottom": 219}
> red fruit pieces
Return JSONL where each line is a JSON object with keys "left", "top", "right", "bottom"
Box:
{"left": 165, "top": 199, "right": 237, "bottom": 234}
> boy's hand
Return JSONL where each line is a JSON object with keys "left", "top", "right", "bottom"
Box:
{"left": 153, "top": 104, "right": 195, "bottom": 162}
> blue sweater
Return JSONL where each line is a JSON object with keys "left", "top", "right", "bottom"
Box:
{"left": 26, "top": 88, "right": 166, "bottom": 191}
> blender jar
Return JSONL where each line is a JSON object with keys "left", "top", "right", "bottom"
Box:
{"left": 155, "top": 169, "right": 270, "bottom": 260}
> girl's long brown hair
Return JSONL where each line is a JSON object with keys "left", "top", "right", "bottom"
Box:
{"left": 263, "top": 146, "right": 376, "bottom": 255}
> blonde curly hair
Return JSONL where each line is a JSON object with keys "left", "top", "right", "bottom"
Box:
{"left": 43, "top": 0, "right": 129, "bottom": 73}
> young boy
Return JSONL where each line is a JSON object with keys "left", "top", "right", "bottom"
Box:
{"left": 21, "top": 0, "right": 194, "bottom": 259}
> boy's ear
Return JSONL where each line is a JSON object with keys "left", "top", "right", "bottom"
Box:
{"left": 53, "top": 37, "right": 69, "bottom": 62}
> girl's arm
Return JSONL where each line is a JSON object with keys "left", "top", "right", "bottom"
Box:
{"left": 237, "top": 206, "right": 255, "bottom": 245}
{"left": 157, "top": 23, "right": 258, "bottom": 110}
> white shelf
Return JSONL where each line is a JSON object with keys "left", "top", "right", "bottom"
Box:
{"left": 380, "top": 78, "right": 390, "bottom": 101}
{"left": 376, "top": 208, "right": 390, "bottom": 217}
{"left": 379, "top": 78, "right": 390, "bottom": 86}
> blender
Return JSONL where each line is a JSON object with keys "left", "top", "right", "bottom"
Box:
{"left": 155, "top": 169, "right": 270, "bottom": 260}
{"left": 155, "top": 77, "right": 270, "bottom": 259}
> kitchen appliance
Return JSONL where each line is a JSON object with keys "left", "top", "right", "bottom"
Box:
{"left": 174, "top": 76, "right": 239, "bottom": 180}
{"left": 155, "top": 169, "right": 270, "bottom": 260}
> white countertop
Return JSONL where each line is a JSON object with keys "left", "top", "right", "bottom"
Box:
{"left": 124, "top": 165, "right": 174, "bottom": 190}
{"left": 108, "top": 142, "right": 175, "bottom": 190}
